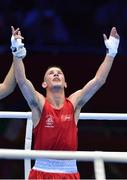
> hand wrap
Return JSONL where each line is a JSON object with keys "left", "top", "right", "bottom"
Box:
{"left": 104, "top": 36, "right": 119, "bottom": 58}
{"left": 11, "top": 35, "right": 26, "bottom": 59}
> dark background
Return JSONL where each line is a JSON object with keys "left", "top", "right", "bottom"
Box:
{"left": 0, "top": 0, "right": 127, "bottom": 179}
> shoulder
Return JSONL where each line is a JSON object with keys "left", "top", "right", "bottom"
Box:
{"left": 32, "top": 91, "right": 45, "bottom": 111}
{"left": 67, "top": 90, "right": 82, "bottom": 109}
{"left": 65, "top": 98, "right": 75, "bottom": 110}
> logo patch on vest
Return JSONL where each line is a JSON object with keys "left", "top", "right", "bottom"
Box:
{"left": 45, "top": 115, "right": 55, "bottom": 128}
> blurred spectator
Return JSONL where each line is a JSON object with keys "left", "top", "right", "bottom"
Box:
{"left": 0, "top": 101, "right": 25, "bottom": 179}
{"left": 94, "top": 0, "right": 127, "bottom": 54}
{"left": 0, "top": 1, "right": 126, "bottom": 53}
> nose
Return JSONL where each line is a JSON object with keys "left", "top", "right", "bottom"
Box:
{"left": 54, "top": 73, "right": 59, "bottom": 77}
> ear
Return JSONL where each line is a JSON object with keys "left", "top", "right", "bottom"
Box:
{"left": 42, "top": 82, "right": 47, "bottom": 88}
{"left": 64, "top": 82, "right": 67, "bottom": 88}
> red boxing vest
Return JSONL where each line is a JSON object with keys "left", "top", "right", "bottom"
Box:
{"left": 33, "top": 98, "right": 78, "bottom": 151}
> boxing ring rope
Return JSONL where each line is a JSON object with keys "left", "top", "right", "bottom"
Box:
{"left": 1, "top": 111, "right": 127, "bottom": 120}
{"left": 0, "top": 111, "right": 127, "bottom": 180}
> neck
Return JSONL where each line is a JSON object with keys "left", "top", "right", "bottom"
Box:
{"left": 46, "top": 89, "right": 65, "bottom": 109}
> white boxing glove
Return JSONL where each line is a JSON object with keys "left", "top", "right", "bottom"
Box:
{"left": 104, "top": 36, "right": 120, "bottom": 58}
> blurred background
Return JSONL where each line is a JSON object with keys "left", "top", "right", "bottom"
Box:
{"left": 0, "top": 0, "right": 127, "bottom": 179}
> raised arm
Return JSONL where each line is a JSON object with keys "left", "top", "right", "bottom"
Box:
{"left": 0, "top": 63, "right": 16, "bottom": 99}
{"left": 69, "top": 27, "right": 120, "bottom": 114}
{"left": 11, "top": 26, "right": 45, "bottom": 126}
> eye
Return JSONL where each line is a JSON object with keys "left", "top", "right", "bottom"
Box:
{"left": 58, "top": 71, "right": 62, "bottom": 74}
{"left": 49, "top": 71, "right": 54, "bottom": 75}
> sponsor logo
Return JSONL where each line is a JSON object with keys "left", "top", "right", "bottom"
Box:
{"left": 61, "top": 114, "right": 72, "bottom": 121}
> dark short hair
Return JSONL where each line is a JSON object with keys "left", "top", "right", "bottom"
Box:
{"left": 44, "top": 65, "right": 64, "bottom": 81}
{"left": 45, "top": 65, "right": 64, "bottom": 73}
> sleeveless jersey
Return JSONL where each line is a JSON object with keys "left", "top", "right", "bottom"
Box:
{"left": 33, "top": 98, "right": 78, "bottom": 151}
